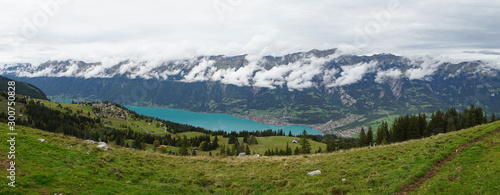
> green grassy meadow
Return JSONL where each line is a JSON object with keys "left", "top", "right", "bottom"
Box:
{"left": 1, "top": 121, "right": 498, "bottom": 194}
{"left": 412, "top": 127, "right": 500, "bottom": 194}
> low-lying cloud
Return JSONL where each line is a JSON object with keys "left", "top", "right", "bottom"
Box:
{"left": 375, "top": 68, "right": 402, "bottom": 83}
{"left": 405, "top": 57, "right": 440, "bottom": 80}
{"left": 328, "top": 62, "right": 377, "bottom": 87}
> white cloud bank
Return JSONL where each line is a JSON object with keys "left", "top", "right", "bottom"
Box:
{"left": 405, "top": 57, "right": 440, "bottom": 80}
{"left": 4, "top": 51, "right": 497, "bottom": 91}
{"left": 177, "top": 53, "right": 340, "bottom": 90}
{"left": 329, "top": 62, "right": 378, "bottom": 87}
{"left": 375, "top": 68, "right": 402, "bottom": 83}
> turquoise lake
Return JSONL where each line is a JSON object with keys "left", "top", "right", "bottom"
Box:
{"left": 125, "top": 105, "right": 322, "bottom": 135}
{"left": 50, "top": 99, "right": 321, "bottom": 135}
{"left": 51, "top": 99, "right": 73, "bottom": 103}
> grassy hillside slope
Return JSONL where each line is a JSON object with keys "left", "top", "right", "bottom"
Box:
{"left": 412, "top": 127, "right": 500, "bottom": 194}
{"left": 1, "top": 121, "right": 498, "bottom": 194}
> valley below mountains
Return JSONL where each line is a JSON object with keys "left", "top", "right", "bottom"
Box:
{"left": 3, "top": 49, "right": 499, "bottom": 135}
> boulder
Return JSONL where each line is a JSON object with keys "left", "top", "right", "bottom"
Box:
{"left": 238, "top": 153, "right": 247, "bottom": 157}
{"left": 307, "top": 170, "right": 321, "bottom": 176}
{"left": 97, "top": 142, "right": 113, "bottom": 150}
{"left": 86, "top": 140, "right": 97, "bottom": 144}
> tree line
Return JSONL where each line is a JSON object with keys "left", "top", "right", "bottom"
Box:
{"left": 358, "top": 105, "right": 496, "bottom": 147}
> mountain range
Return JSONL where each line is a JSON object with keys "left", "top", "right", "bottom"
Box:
{"left": 2, "top": 49, "right": 499, "bottom": 134}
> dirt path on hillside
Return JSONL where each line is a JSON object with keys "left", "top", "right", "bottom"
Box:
{"left": 397, "top": 128, "right": 500, "bottom": 195}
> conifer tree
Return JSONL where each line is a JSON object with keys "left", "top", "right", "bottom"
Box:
{"left": 376, "top": 121, "right": 390, "bottom": 145}
{"left": 446, "top": 117, "right": 456, "bottom": 132}
{"left": 428, "top": 110, "right": 445, "bottom": 134}
{"left": 179, "top": 135, "right": 189, "bottom": 156}
{"left": 213, "top": 136, "right": 219, "bottom": 149}
{"left": 445, "top": 108, "right": 458, "bottom": 132}
{"left": 133, "top": 136, "right": 144, "bottom": 150}
{"left": 153, "top": 139, "right": 160, "bottom": 150}
{"left": 285, "top": 142, "right": 292, "bottom": 155}
{"left": 228, "top": 134, "right": 237, "bottom": 144}
{"left": 199, "top": 141, "right": 209, "bottom": 151}
{"left": 358, "top": 127, "right": 367, "bottom": 147}
{"left": 294, "top": 147, "right": 300, "bottom": 155}
{"left": 247, "top": 135, "right": 258, "bottom": 145}
{"left": 375, "top": 124, "right": 383, "bottom": 145}
{"left": 474, "top": 107, "right": 485, "bottom": 126}
{"left": 491, "top": 113, "right": 496, "bottom": 122}
{"left": 233, "top": 140, "right": 241, "bottom": 154}
{"left": 219, "top": 145, "right": 226, "bottom": 156}
{"left": 299, "top": 130, "right": 311, "bottom": 154}
{"left": 115, "top": 134, "right": 125, "bottom": 146}
{"left": 366, "top": 127, "right": 373, "bottom": 146}
{"left": 224, "top": 145, "right": 232, "bottom": 156}
{"left": 418, "top": 113, "right": 427, "bottom": 136}
{"left": 245, "top": 145, "right": 251, "bottom": 155}
{"left": 327, "top": 140, "right": 335, "bottom": 152}
{"left": 407, "top": 115, "right": 420, "bottom": 140}
{"left": 179, "top": 145, "right": 188, "bottom": 156}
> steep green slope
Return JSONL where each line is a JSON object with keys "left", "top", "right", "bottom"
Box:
{"left": 1, "top": 121, "right": 498, "bottom": 194}
{"left": 412, "top": 128, "right": 500, "bottom": 194}
{"left": 0, "top": 76, "right": 47, "bottom": 100}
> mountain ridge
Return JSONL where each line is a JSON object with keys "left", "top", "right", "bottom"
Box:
{"left": 2, "top": 49, "right": 497, "bottom": 85}
{"left": 0, "top": 76, "right": 47, "bottom": 100}
{"left": 2, "top": 49, "right": 499, "bottom": 134}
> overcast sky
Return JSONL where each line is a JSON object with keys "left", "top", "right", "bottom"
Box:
{"left": 1, "top": 0, "right": 500, "bottom": 64}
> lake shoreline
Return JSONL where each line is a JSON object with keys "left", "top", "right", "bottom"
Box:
{"left": 125, "top": 105, "right": 322, "bottom": 135}
{"left": 50, "top": 98, "right": 325, "bottom": 135}
{"left": 234, "top": 113, "right": 360, "bottom": 138}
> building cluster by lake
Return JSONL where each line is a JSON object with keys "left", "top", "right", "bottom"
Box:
{"left": 78, "top": 102, "right": 128, "bottom": 119}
